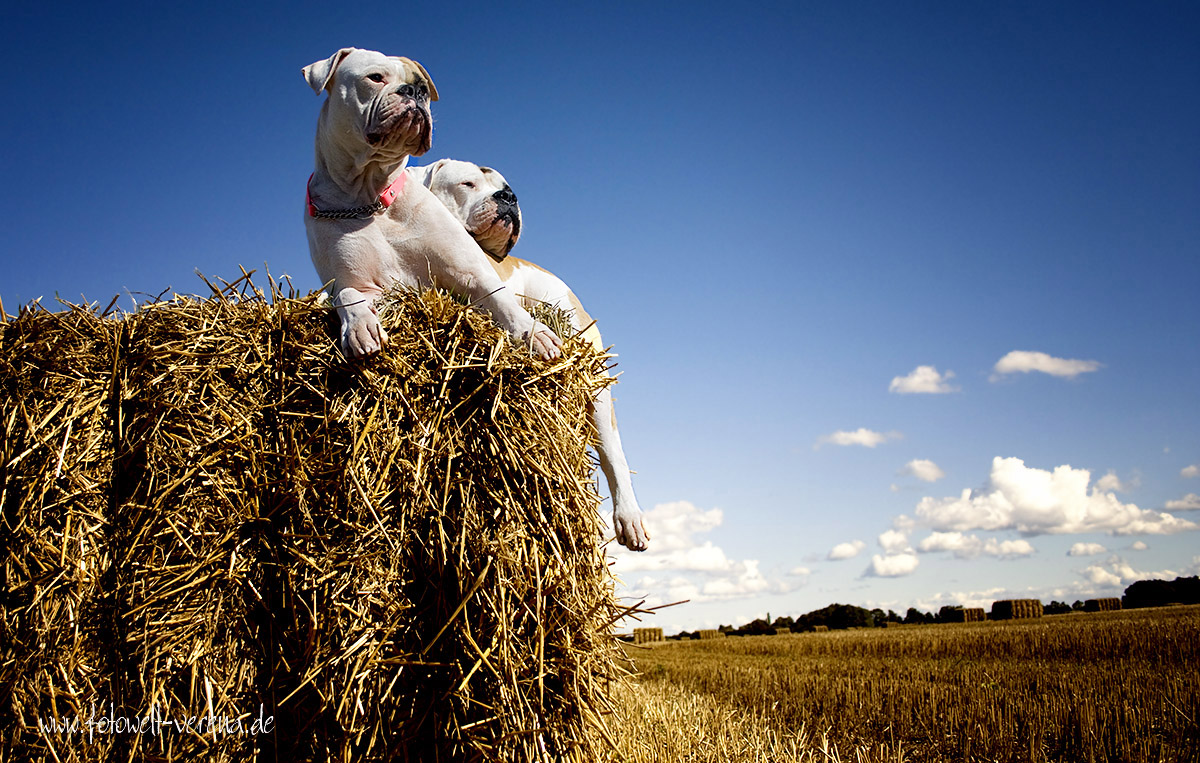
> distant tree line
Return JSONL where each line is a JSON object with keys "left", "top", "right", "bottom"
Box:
{"left": 667, "top": 576, "right": 1200, "bottom": 640}
{"left": 1123, "top": 576, "right": 1199, "bottom": 609}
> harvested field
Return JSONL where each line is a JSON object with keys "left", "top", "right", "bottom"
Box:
{"left": 626, "top": 606, "right": 1200, "bottom": 762}
{"left": 0, "top": 277, "right": 628, "bottom": 762}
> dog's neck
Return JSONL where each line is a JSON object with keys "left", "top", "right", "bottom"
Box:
{"left": 311, "top": 110, "right": 409, "bottom": 207}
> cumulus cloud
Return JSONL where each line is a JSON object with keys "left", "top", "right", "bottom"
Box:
{"left": 1079, "top": 559, "right": 1178, "bottom": 589}
{"left": 990, "top": 351, "right": 1103, "bottom": 381}
{"left": 1181, "top": 464, "right": 1199, "bottom": 479}
{"left": 609, "top": 501, "right": 795, "bottom": 605}
{"left": 815, "top": 428, "right": 901, "bottom": 449}
{"left": 1067, "top": 542, "right": 1108, "bottom": 557}
{"left": 889, "top": 365, "right": 959, "bottom": 394}
{"left": 828, "top": 540, "right": 866, "bottom": 560}
{"left": 698, "top": 560, "right": 772, "bottom": 598}
{"left": 1095, "top": 471, "right": 1126, "bottom": 493}
{"left": 1128, "top": 541, "right": 1148, "bottom": 551}
{"left": 878, "top": 529, "right": 912, "bottom": 555}
{"left": 867, "top": 553, "right": 920, "bottom": 577}
{"left": 1166, "top": 493, "right": 1200, "bottom": 511}
{"left": 610, "top": 501, "right": 729, "bottom": 573}
{"left": 917, "top": 532, "right": 1035, "bottom": 559}
{"left": 789, "top": 566, "right": 811, "bottom": 577}
{"left": 914, "top": 457, "right": 1197, "bottom": 536}
{"left": 900, "top": 459, "right": 946, "bottom": 483}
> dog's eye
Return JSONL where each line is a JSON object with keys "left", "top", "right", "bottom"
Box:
{"left": 462, "top": 181, "right": 476, "bottom": 189}
{"left": 366, "top": 73, "right": 386, "bottom": 83}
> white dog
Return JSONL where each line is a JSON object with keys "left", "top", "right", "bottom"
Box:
{"left": 302, "top": 48, "right": 561, "bottom": 360}
{"left": 409, "top": 159, "right": 649, "bottom": 551}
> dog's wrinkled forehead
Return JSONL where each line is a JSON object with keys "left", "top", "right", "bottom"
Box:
{"left": 436, "top": 159, "right": 509, "bottom": 194}
{"left": 303, "top": 47, "right": 439, "bottom": 101}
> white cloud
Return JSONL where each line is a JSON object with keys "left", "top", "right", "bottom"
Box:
{"left": 1082, "top": 565, "right": 1123, "bottom": 587}
{"left": 610, "top": 501, "right": 730, "bottom": 573}
{"left": 828, "top": 540, "right": 866, "bottom": 560}
{"left": 699, "top": 560, "right": 772, "bottom": 598}
{"left": 1128, "top": 541, "right": 1148, "bottom": 551}
{"left": 867, "top": 553, "right": 920, "bottom": 577}
{"left": 878, "top": 529, "right": 912, "bottom": 555}
{"left": 1067, "top": 542, "right": 1108, "bottom": 557}
{"left": 789, "top": 566, "right": 811, "bottom": 577}
{"left": 1095, "top": 471, "right": 1125, "bottom": 493}
{"left": 990, "top": 350, "right": 1103, "bottom": 381}
{"left": 1166, "top": 493, "right": 1200, "bottom": 511}
{"left": 914, "top": 457, "right": 1198, "bottom": 536}
{"left": 1079, "top": 559, "right": 1178, "bottom": 589}
{"left": 983, "top": 538, "right": 1037, "bottom": 558}
{"left": 1181, "top": 464, "right": 1200, "bottom": 479}
{"left": 900, "top": 459, "right": 946, "bottom": 483}
{"left": 917, "top": 531, "right": 1035, "bottom": 559}
{"left": 609, "top": 501, "right": 797, "bottom": 606}
{"left": 889, "top": 365, "right": 959, "bottom": 394}
{"left": 815, "top": 428, "right": 901, "bottom": 449}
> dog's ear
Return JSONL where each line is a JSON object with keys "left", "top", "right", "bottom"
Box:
{"left": 398, "top": 57, "right": 439, "bottom": 102}
{"left": 414, "top": 159, "right": 447, "bottom": 189}
{"left": 302, "top": 48, "right": 356, "bottom": 94}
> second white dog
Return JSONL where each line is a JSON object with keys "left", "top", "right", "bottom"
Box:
{"left": 408, "top": 159, "right": 650, "bottom": 552}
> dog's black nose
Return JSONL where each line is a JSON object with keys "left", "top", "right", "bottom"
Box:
{"left": 396, "top": 83, "right": 429, "bottom": 101}
{"left": 493, "top": 185, "right": 517, "bottom": 205}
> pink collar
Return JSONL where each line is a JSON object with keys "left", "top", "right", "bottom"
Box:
{"left": 306, "top": 172, "right": 407, "bottom": 219}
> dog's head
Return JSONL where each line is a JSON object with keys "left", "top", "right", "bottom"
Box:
{"left": 418, "top": 159, "right": 521, "bottom": 260}
{"left": 304, "top": 48, "right": 439, "bottom": 161}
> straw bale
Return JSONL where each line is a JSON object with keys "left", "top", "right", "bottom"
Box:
{"left": 990, "top": 599, "right": 1043, "bottom": 620}
{"left": 1084, "top": 598, "right": 1121, "bottom": 613}
{"left": 1, "top": 279, "right": 627, "bottom": 762}
{"left": 0, "top": 301, "right": 120, "bottom": 760}
{"left": 811, "top": 625, "right": 829, "bottom": 633}
{"left": 632, "top": 628, "right": 663, "bottom": 645}
{"left": 696, "top": 629, "right": 724, "bottom": 640}
{"left": 964, "top": 607, "right": 986, "bottom": 623}
{"left": 944, "top": 607, "right": 968, "bottom": 623}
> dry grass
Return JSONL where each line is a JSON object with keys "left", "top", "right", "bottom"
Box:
{"left": 628, "top": 606, "right": 1200, "bottom": 762}
{"left": 601, "top": 678, "right": 903, "bottom": 763}
{"left": 1, "top": 275, "right": 630, "bottom": 762}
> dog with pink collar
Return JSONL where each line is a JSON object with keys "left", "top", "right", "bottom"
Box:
{"left": 302, "top": 48, "right": 561, "bottom": 361}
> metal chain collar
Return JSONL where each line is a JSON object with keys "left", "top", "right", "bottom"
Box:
{"left": 309, "top": 199, "right": 388, "bottom": 220}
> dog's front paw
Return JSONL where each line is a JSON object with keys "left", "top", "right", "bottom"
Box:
{"left": 614, "top": 506, "right": 650, "bottom": 552}
{"left": 524, "top": 322, "right": 562, "bottom": 360}
{"left": 333, "top": 288, "right": 387, "bottom": 358}
{"left": 341, "top": 312, "right": 388, "bottom": 357}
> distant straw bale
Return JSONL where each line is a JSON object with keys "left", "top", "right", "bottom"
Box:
{"left": 944, "top": 607, "right": 986, "bottom": 623}
{"left": 0, "top": 277, "right": 628, "bottom": 762}
{"left": 1084, "top": 598, "right": 1122, "bottom": 613}
{"left": 812, "top": 625, "right": 829, "bottom": 633}
{"left": 990, "top": 599, "right": 1044, "bottom": 620}
{"left": 697, "top": 629, "right": 725, "bottom": 640}
{"left": 632, "top": 628, "right": 664, "bottom": 644}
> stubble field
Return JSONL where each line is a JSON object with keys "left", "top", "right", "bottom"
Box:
{"left": 604, "top": 605, "right": 1200, "bottom": 762}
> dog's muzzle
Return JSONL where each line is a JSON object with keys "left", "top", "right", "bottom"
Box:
{"left": 365, "top": 86, "right": 432, "bottom": 154}
{"left": 492, "top": 185, "right": 521, "bottom": 240}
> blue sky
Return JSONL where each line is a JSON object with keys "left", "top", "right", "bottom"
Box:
{"left": 3, "top": 2, "right": 1198, "bottom": 631}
